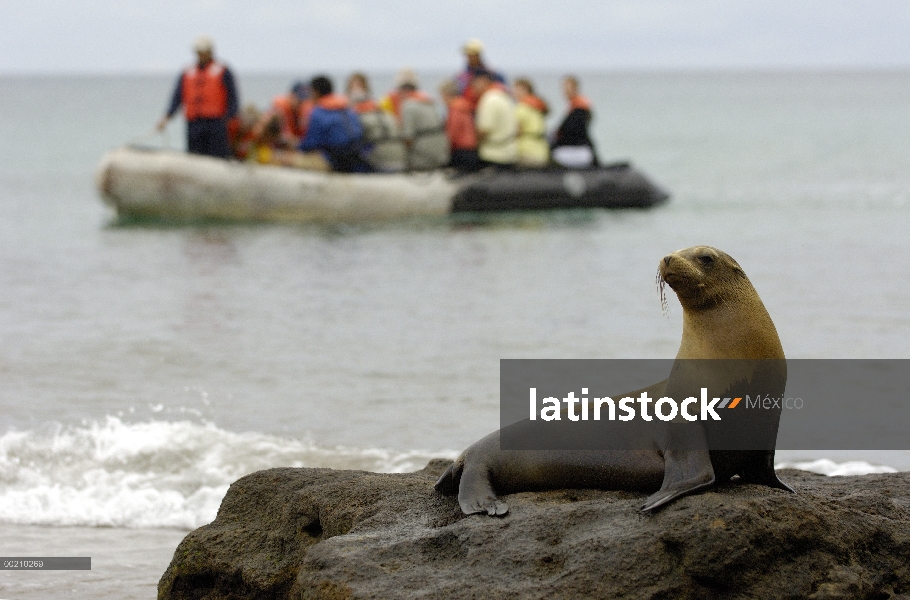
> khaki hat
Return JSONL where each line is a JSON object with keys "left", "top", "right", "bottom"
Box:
{"left": 395, "top": 68, "right": 419, "bottom": 88}
{"left": 462, "top": 38, "right": 484, "bottom": 55}
{"left": 193, "top": 36, "right": 214, "bottom": 53}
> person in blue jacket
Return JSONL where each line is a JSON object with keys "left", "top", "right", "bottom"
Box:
{"left": 298, "top": 76, "right": 370, "bottom": 172}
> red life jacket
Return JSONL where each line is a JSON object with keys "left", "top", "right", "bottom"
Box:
{"left": 181, "top": 62, "right": 228, "bottom": 120}
{"left": 226, "top": 115, "right": 241, "bottom": 144}
{"left": 445, "top": 96, "right": 478, "bottom": 150}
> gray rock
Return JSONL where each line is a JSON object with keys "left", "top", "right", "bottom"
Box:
{"left": 159, "top": 461, "right": 910, "bottom": 599}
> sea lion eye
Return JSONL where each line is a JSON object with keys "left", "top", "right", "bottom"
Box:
{"left": 697, "top": 255, "right": 714, "bottom": 267}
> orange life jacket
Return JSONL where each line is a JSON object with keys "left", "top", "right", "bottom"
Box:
{"left": 520, "top": 94, "right": 549, "bottom": 115}
{"left": 462, "top": 81, "right": 507, "bottom": 112}
{"left": 227, "top": 116, "right": 259, "bottom": 159}
{"left": 316, "top": 94, "right": 350, "bottom": 111}
{"left": 271, "top": 94, "right": 306, "bottom": 138}
{"left": 569, "top": 95, "right": 592, "bottom": 111}
{"left": 298, "top": 99, "right": 314, "bottom": 138}
{"left": 353, "top": 99, "right": 379, "bottom": 114}
{"left": 181, "top": 62, "right": 228, "bottom": 120}
{"left": 385, "top": 89, "right": 434, "bottom": 118}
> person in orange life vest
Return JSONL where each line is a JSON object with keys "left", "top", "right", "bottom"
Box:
{"left": 439, "top": 79, "right": 479, "bottom": 172}
{"left": 389, "top": 69, "right": 449, "bottom": 170}
{"left": 228, "top": 104, "right": 262, "bottom": 160}
{"left": 551, "top": 75, "right": 599, "bottom": 168}
{"left": 455, "top": 39, "right": 506, "bottom": 111}
{"left": 346, "top": 73, "right": 378, "bottom": 114}
{"left": 264, "top": 81, "right": 312, "bottom": 148}
{"left": 378, "top": 69, "right": 431, "bottom": 121}
{"left": 157, "top": 36, "right": 239, "bottom": 158}
{"left": 298, "top": 75, "right": 370, "bottom": 173}
{"left": 347, "top": 73, "right": 406, "bottom": 172}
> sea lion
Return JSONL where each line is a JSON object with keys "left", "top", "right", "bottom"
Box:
{"left": 435, "top": 245, "right": 794, "bottom": 516}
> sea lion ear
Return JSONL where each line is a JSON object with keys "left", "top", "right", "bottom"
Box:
{"left": 721, "top": 254, "right": 746, "bottom": 278}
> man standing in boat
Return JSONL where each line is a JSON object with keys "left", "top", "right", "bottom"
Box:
{"left": 456, "top": 39, "right": 506, "bottom": 111}
{"left": 156, "top": 36, "right": 239, "bottom": 159}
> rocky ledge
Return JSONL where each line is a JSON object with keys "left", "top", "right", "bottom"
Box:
{"left": 159, "top": 461, "right": 910, "bottom": 599}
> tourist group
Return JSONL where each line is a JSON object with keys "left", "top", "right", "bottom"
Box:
{"left": 157, "top": 37, "right": 600, "bottom": 173}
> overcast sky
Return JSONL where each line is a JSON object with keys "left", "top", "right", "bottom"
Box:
{"left": 3, "top": 0, "right": 910, "bottom": 74}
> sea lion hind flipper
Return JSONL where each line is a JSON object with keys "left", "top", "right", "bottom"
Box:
{"left": 457, "top": 464, "right": 509, "bottom": 516}
{"left": 738, "top": 452, "right": 796, "bottom": 493}
{"left": 640, "top": 448, "right": 716, "bottom": 512}
{"left": 762, "top": 475, "right": 795, "bottom": 493}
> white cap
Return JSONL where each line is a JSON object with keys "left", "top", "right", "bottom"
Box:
{"left": 462, "top": 38, "right": 484, "bottom": 55}
{"left": 193, "top": 36, "right": 214, "bottom": 53}
{"left": 395, "top": 68, "right": 419, "bottom": 88}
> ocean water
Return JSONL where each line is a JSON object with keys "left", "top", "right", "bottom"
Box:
{"left": 1, "top": 71, "right": 909, "bottom": 598}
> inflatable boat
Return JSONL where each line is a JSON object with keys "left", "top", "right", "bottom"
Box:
{"left": 96, "top": 147, "right": 669, "bottom": 223}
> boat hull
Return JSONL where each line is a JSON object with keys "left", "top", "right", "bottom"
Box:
{"left": 451, "top": 164, "right": 668, "bottom": 212}
{"left": 96, "top": 147, "right": 668, "bottom": 223}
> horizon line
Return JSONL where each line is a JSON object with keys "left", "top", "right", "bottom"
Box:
{"left": 3, "top": 65, "right": 910, "bottom": 78}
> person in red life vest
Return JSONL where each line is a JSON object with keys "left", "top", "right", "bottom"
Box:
{"left": 455, "top": 39, "right": 506, "bottom": 111}
{"left": 156, "top": 36, "right": 239, "bottom": 158}
{"left": 298, "top": 75, "right": 370, "bottom": 173}
{"left": 550, "top": 75, "right": 599, "bottom": 168}
{"left": 439, "top": 79, "right": 479, "bottom": 172}
{"left": 347, "top": 73, "right": 406, "bottom": 172}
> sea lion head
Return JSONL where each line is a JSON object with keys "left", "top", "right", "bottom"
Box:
{"left": 658, "top": 246, "right": 783, "bottom": 360}
{"left": 658, "top": 246, "right": 751, "bottom": 312}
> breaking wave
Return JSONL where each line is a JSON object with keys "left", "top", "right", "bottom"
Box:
{"left": 775, "top": 458, "right": 898, "bottom": 476}
{"left": 0, "top": 416, "right": 456, "bottom": 530}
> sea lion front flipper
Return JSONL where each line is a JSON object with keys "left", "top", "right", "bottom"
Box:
{"left": 641, "top": 423, "right": 716, "bottom": 512}
{"left": 640, "top": 448, "right": 716, "bottom": 512}
{"left": 457, "top": 463, "right": 509, "bottom": 516}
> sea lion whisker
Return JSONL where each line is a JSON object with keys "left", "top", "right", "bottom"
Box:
{"left": 656, "top": 269, "right": 669, "bottom": 317}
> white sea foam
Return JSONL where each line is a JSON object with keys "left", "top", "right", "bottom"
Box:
{"left": 0, "top": 417, "right": 457, "bottom": 530}
{"left": 775, "top": 458, "right": 898, "bottom": 476}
